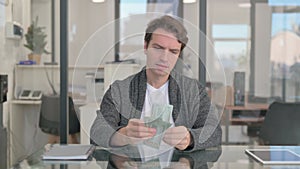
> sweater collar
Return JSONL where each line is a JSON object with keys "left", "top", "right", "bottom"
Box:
{"left": 130, "top": 68, "right": 180, "bottom": 121}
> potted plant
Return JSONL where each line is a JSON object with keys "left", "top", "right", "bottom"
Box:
{"left": 24, "top": 16, "right": 50, "bottom": 64}
{"left": 24, "top": 16, "right": 57, "bottom": 95}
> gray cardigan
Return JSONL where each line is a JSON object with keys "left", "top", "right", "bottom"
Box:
{"left": 90, "top": 68, "right": 222, "bottom": 152}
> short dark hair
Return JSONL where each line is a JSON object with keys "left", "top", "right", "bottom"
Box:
{"left": 144, "top": 15, "right": 188, "bottom": 51}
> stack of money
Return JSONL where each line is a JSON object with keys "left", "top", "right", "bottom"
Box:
{"left": 144, "top": 104, "right": 173, "bottom": 149}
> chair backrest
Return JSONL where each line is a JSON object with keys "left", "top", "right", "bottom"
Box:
{"left": 39, "top": 95, "right": 80, "bottom": 135}
{"left": 259, "top": 101, "right": 300, "bottom": 145}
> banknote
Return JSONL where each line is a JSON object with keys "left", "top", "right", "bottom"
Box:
{"left": 144, "top": 117, "right": 171, "bottom": 148}
{"left": 152, "top": 104, "right": 173, "bottom": 122}
{"left": 143, "top": 104, "right": 173, "bottom": 149}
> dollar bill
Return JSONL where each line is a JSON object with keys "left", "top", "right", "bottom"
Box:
{"left": 152, "top": 104, "right": 173, "bottom": 122}
{"left": 143, "top": 104, "right": 173, "bottom": 149}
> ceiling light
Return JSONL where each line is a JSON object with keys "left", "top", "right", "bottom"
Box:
{"left": 92, "top": 0, "right": 105, "bottom": 3}
{"left": 183, "top": 0, "right": 196, "bottom": 4}
{"left": 238, "top": 3, "right": 251, "bottom": 8}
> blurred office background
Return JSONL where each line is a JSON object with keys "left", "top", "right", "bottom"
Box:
{"left": 1, "top": 0, "right": 300, "bottom": 167}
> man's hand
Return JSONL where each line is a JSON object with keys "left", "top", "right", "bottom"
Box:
{"left": 124, "top": 119, "right": 156, "bottom": 138}
{"left": 110, "top": 153, "right": 138, "bottom": 169}
{"left": 163, "top": 126, "right": 191, "bottom": 150}
{"left": 110, "top": 118, "right": 156, "bottom": 146}
{"left": 168, "top": 157, "right": 191, "bottom": 169}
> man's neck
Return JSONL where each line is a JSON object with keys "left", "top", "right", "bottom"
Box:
{"left": 146, "top": 70, "right": 169, "bottom": 89}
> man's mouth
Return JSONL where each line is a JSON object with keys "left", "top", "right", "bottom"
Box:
{"left": 156, "top": 63, "right": 169, "bottom": 69}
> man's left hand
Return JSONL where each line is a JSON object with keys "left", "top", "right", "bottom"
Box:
{"left": 163, "top": 126, "right": 191, "bottom": 150}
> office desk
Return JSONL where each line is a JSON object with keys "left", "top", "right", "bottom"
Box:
{"left": 223, "top": 103, "right": 269, "bottom": 144}
{"left": 13, "top": 145, "right": 300, "bottom": 169}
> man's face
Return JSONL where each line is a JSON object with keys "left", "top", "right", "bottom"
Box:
{"left": 145, "top": 28, "right": 182, "bottom": 77}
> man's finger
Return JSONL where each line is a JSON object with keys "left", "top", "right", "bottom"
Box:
{"left": 129, "top": 119, "right": 146, "bottom": 126}
{"left": 132, "top": 130, "right": 156, "bottom": 138}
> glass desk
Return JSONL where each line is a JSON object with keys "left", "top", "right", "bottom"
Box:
{"left": 13, "top": 145, "right": 300, "bottom": 169}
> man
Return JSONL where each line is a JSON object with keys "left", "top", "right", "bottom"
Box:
{"left": 90, "top": 15, "right": 221, "bottom": 152}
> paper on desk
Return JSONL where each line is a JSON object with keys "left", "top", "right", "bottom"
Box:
{"left": 42, "top": 144, "right": 95, "bottom": 160}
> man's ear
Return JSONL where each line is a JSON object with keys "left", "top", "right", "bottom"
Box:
{"left": 144, "top": 41, "right": 148, "bottom": 54}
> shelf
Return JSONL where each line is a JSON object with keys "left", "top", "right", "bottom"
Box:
{"left": 230, "top": 116, "right": 265, "bottom": 124}
{"left": 11, "top": 100, "right": 42, "bottom": 105}
{"left": 225, "top": 103, "right": 269, "bottom": 111}
{"left": 15, "top": 64, "right": 104, "bottom": 69}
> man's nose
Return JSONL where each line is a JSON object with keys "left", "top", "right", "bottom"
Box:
{"left": 160, "top": 49, "right": 169, "bottom": 61}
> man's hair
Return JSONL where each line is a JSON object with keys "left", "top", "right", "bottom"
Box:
{"left": 144, "top": 15, "right": 189, "bottom": 51}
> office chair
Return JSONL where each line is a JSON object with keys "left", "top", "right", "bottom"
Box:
{"left": 39, "top": 95, "right": 80, "bottom": 143}
{"left": 258, "top": 101, "right": 300, "bottom": 145}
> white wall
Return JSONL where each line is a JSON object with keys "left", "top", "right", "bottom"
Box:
{"left": 69, "top": 0, "right": 115, "bottom": 66}
{"left": 254, "top": 3, "right": 271, "bottom": 97}
{"left": 183, "top": 1, "right": 199, "bottom": 79}
{"left": 0, "top": 0, "right": 31, "bottom": 127}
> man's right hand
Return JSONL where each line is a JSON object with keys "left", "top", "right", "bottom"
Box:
{"left": 110, "top": 119, "right": 156, "bottom": 146}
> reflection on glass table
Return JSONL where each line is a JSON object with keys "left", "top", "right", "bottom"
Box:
{"left": 92, "top": 145, "right": 222, "bottom": 169}
{"left": 13, "top": 145, "right": 300, "bottom": 169}
{"left": 13, "top": 145, "right": 221, "bottom": 169}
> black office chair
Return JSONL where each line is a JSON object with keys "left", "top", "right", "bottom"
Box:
{"left": 39, "top": 95, "right": 80, "bottom": 143}
{"left": 258, "top": 101, "right": 300, "bottom": 145}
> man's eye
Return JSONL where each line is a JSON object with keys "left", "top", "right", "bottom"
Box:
{"left": 153, "top": 46, "right": 162, "bottom": 49}
{"left": 170, "top": 51, "right": 179, "bottom": 55}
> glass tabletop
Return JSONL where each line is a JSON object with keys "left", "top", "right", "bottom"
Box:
{"left": 12, "top": 145, "right": 300, "bottom": 169}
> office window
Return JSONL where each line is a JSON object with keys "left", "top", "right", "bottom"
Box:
{"left": 212, "top": 24, "right": 250, "bottom": 88}
{"left": 270, "top": 12, "right": 300, "bottom": 102}
{"left": 269, "top": 0, "right": 300, "bottom": 6}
